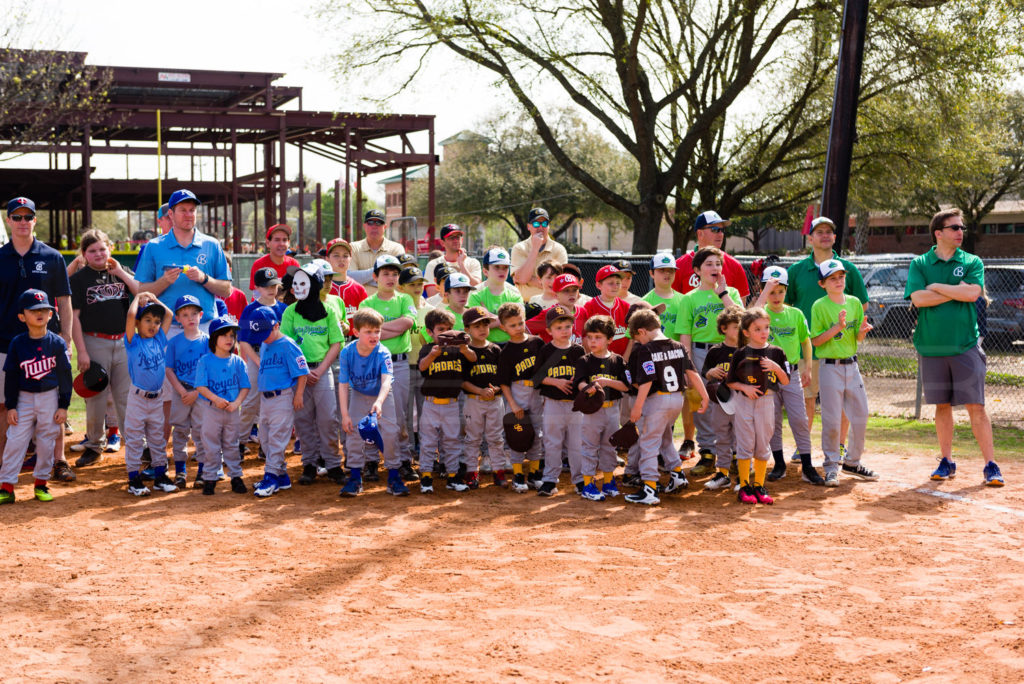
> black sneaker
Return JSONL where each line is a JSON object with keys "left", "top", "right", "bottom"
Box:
{"left": 398, "top": 461, "right": 418, "bottom": 481}
{"left": 678, "top": 439, "right": 696, "bottom": 459}
{"left": 174, "top": 472, "right": 187, "bottom": 489}
{"left": 842, "top": 463, "right": 879, "bottom": 481}
{"left": 238, "top": 444, "right": 249, "bottom": 460}
{"left": 574, "top": 481, "right": 584, "bottom": 494}
{"left": 325, "top": 466, "right": 346, "bottom": 485}
{"left": 527, "top": 470, "right": 543, "bottom": 490}
{"left": 767, "top": 463, "right": 787, "bottom": 482}
{"left": 152, "top": 473, "right": 178, "bottom": 493}
{"left": 537, "top": 481, "right": 557, "bottom": 497}
{"left": 512, "top": 473, "right": 528, "bottom": 493}
{"left": 74, "top": 448, "right": 102, "bottom": 468}
{"left": 364, "top": 461, "right": 380, "bottom": 482}
{"left": 801, "top": 467, "right": 826, "bottom": 486}
{"left": 52, "top": 460, "right": 76, "bottom": 482}
{"left": 622, "top": 473, "right": 643, "bottom": 488}
{"left": 230, "top": 477, "right": 247, "bottom": 494}
{"left": 202, "top": 479, "right": 216, "bottom": 495}
{"left": 298, "top": 464, "right": 318, "bottom": 485}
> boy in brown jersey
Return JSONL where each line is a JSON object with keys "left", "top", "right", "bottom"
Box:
{"left": 461, "top": 306, "right": 508, "bottom": 488}
{"left": 497, "top": 302, "right": 545, "bottom": 492}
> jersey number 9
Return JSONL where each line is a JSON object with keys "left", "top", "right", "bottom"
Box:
{"left": 663, "top": 366, "right": 679, "bottom": 392}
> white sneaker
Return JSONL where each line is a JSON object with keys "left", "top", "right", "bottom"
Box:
{"left": 253, "top": 474, "right": 279, "bottom": 497}
{"left": 663, "top": 470, "right": 689, "bottom": 494}
{"left": 704, "top": 472, "right": 732, "bottom": 490}
{"left": 625, "top": 484, "right": 660, "bottom": 505}
{"left": 824, "top": 471, "right": 840, "bottom": 487}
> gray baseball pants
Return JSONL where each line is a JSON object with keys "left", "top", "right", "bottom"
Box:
{"left": 0, "top": 389, "right": 59, "bottom": 484}
{"left": 635, "top": 392, "right": 683, "bottom": 483}
{"left": 169, "top": 387, "right": 206, "bottom": 470}
{"left": 463, "top": 394, "right": 505, "bottom": 473}
{"left": 621, "top": 395, "right": 642, "bottom": 476}
{"left": 294, "top": 368, "right": 341, "bottom": 470}
{"left": 344, "top": 390, "right": 400, "bottom": 470}
{"left": 81, "top": 335, "right": 130, "bottom": 451}
{"left": 418, "top": 398, "right": 462, "bottom": 474}
{"left": 690, "top": 345, "right": 717, "bottom": 454}
{"left": 259, "top": 389, "right": 294, "bottom": 477}
{"left": 201, "top": 402, "right": 243, "bottom": 480}
{"left": 581, "top": 402, "right": 620, "bottom": 478}
{"left": 541, "top": 398, "right": 582, "bottom": 484}
{"left": 404, "top": 366, "right": 423, "bottom": 461}
{"left": 772, "top": 378, "right": 812, "bottom": 454}
{"left": 819, "top": 361, "right": 868, "bottom": 475}
{"left": 124, "top": 387, "right": 168, "bottom": 472}
{"left": 733, "top": 391, "right": 775, "bottom": 462}
{"left": 507, "top": 381, "right": 543, "bottom": 466}
{"left": 391, "top": 359, "right": 411, "bottom": 465}
{"left": 237, "top": 356, "right": 260, "bottom": 444}
{"left": 708, "top": 402, "right": 736, "bottom": 469}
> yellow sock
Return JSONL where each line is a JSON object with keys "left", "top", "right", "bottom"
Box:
{"left": 672, "top": 466, "right": 683, "bottom": 473}
{"left": 604, "top": 472, "right": 615, "bottom": 483}
{"left": 717, "top": 467, "right": 729, "bottom": 477}
{"left": 754, "top": 459, "right": 768, "bottom": 487}
{"left": 512, "top": 463, "right": 523, "bottom": 475}
{"left": 737, "top": 458, "right": 752, "bottom": 486}
{"left": 644, "top": 480, "right": 657, "bottom": 489}
{"left": 583, "top": 475, "right": 593, "bottom": 486}
{"left": 525, "top": 460, "right": 535, "bottom": 474}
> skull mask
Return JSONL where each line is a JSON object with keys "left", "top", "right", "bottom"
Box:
{"left": 291, "top": 269, "right": 312, "bottom": 300}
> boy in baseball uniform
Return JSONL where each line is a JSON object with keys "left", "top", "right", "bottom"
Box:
{"left": 810, "top": 260, "right": 879, "bottom": 486}
{"left": 326, "top": 238, "right": 368, "bottom": 336}
{"left": 701, "top": 307, "right": 742, "bottom": 491}
{"left": 0, "top": 290, "right": 72, "bottom": 504}
{"left": 399, "top": 266, "right": 430, "bottom": 479}
{"left": 195, "top": 316, "right": 250, "bottom": 495}
{"left": 576, "top": 265, "right": 630, "bottom": 355}
{"left": 467, "top": 248, "right": 523, "bottom": 345}
{"left": 165, "top": 294, "right": 210, "bottom": 488}
{"left": 123, "top": 293, "right": 175, "bottom": 497}
{"left": 497, "top": 302, "right": 545, "bottom": 493}
{"left": 237, "top": 267, "right": 287, "bottom": 459}
{"left": 337, "top": 309, "right": 406, "bottom": 497}
{"left": 250, "top": 306, "right": 309, "bottom": 498}
{"left": 461, "top": 306, "right": 507, "bottom": 488}
{"left": 525, "top": 273, "right": 585, "bottom": 345}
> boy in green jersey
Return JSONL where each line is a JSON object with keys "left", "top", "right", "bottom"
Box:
{"left": 810, "top": 260, "right": 878, "bottom": 486}
{"left": 467, "top": 247, "right": 523, "bottom": 345}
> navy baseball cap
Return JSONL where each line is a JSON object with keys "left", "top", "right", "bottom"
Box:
{"left": 399, "top": 267, "right": 426, "bottom": 286}
{"left": 167, "top": 189, "right": 201, "bottom": 208}
{"left": 440, "top": 224, "right": 463, "bottom": 239}
{"left": 364, "top": 209, "right": 385, "bottom": 224}
{"left": 246, "top": 305, "right": 279, "bottom": 345}
{"left": 527, "top": 207, "right": 549, "bottom": 223}
{"left": 254, "top": 267, "right": 281, "bottom": 288}
{"left": 358, "top": 413, "right": 385, "bottom": 454}
{"left": 208, "top": 315, "right": 240, "bottom": 350}
{"left": 7, "top": 197, "right": 35, "bottom": 215}
{"left": 693, "top": 210, "right": 730, "bottom": 231}
{"left": 136, "top": 301, "right": 166, "bottom": 320}
{"left": 157, "top": 203, "right": 170, "bottom": 219}
{"left": 174, "top": 294, "right": 202, "bottom": 313}
{"left": 18, "top": 288, "right": 54, "bottom": 311}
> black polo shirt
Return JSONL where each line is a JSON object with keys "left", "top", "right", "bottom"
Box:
{"left": 0, "top": 239, "right": 71, "bottom": 353}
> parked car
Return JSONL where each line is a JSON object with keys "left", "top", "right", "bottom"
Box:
{"left": 861, "top": 264, "right": 916, "bottom": 336}
{"left": 983, "top": 265, "right": 1024, "bottom": 349}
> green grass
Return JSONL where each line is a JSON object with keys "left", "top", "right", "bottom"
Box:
{"left": 859, "top": 353, "right": 1024, "bottom": 387}
{"left": 863, "top": 416, "right": 1023, "bottom": 461}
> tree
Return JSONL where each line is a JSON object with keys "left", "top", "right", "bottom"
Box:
{"left": 320, "top": 0, "right": 1021, "bottom": 253}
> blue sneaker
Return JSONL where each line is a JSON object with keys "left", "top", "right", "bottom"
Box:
{"left": 292, "top": 439, "right": 301, "bottom": 455}
{"left": 249, "top": 424, "right": 259, "bottom": 443}
{"left": 931, "top": 457, "right": 956, "bottom": 481}
{"left": 601, "top": 479, "right": 621, "bottom": 498}
{"left": 984, "top": 462, "right": 1005, "bottom": 487}
{"left": 580, "top": 482, "right": 606, "bottom": 501}
{"left": 104, "top": 432, "right": 121, "bottom": 453}
{"left": 340, "top": 476, "right": 363, "bottom": 497}
{"left": 386, "top": 470, "right": 409, "bottom": 497}
{"left": 253, "top": 473, "right": 279, "bottom": 497}
{"left": 276, "top": 472, "right": 292, "bottom": 490}
{"left": 140, "top": 467, "right": 156, "bottom": 481}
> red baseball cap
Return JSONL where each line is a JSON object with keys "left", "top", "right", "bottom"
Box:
{"left": 552, "top": 274, "right": 580, "bottom": 293}
{"left": 266, "top": 223, "right": 291, "bottom": 240}
{"left": 595, "top": 265, "right": 621, "bottom": 282}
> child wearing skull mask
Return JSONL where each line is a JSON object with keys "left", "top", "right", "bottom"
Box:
{"left": 280, "top": 264, "right": 345, "bottom": 486}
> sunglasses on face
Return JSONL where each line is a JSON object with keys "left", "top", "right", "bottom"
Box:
{"left": 366, "top": 220, "right": 384, "bottom": 226}
{"left": 532, "top": 220, "right": 549, "bottom": 228}
{"left": 944, "top": 224, "right": 965, "bottom": 232}
{"left": 9, "top": 214, "right": 35, "bottom": 222}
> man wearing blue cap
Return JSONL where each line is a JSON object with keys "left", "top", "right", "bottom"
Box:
{"left": 135, "top": 189, "right": 232, "bottom": 333}
{"left": 0, "top": 197, "right": 76, "bottom": 482}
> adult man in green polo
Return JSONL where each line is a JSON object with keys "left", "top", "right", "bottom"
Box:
{"left": 906, "top": 208, "right": 1004, "bottom": 486}
{"left": 785, "top": 217, "right": 868, "bottom": 457}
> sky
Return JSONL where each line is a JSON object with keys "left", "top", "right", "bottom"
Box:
{"left": 6, "top": 0, "right": 502, "bottom": 200}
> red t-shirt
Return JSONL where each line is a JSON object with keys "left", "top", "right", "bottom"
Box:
{"left": 248, "top": 254, "right": 300, "bottom": 290}
{"left": 672, "top": 250, "right": 750, "bottom": 297}
{"left": 331, "top": 278, "right": 368, "bottom": 335}
{"left": 526, "top": 305, "right": 584, "bottom": 345}
{"left": 574, "top": 296, "right": 630, "bottom": 355}
{"left": 220, "top": 287, "right": 248, "bottom": 321}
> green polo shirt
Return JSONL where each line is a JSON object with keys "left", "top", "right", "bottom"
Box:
{"left": 324, "top": 294, "right": 347, "bottom": 336}
{"left": 280, "top": 304, "right": 344, "bottom": 364}
{"left": 786, "top": 252, "right": 868, "bottom": 359}
{"left": 359, "top": 291, "right": 416, "bottom": 355}
{"left": 642, "top": 289, "right": 685, "bottom": 341}
{"left": 674, "top": 287, "right": 742, "bottom": 344}
{"left": 767, "top": 304, "right": 809, "bottom": 365}
{"left": 468, "top": 282, "right": 523, "bottom": 343}
{"left": 810, "top": 294, "right": 863, "bottom": 359}
{"left": 904, "top": 246, "right": 983, "bottom": 357}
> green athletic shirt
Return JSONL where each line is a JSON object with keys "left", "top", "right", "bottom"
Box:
{"left": 642, "top": 289, "right": 685, "bottom": 341}
{"left": 280, "top": 304, "right": 344, "bottom": 364}
{"left": 674, "top": 286, "right": 743, "bottom": 343}
{"left": 324, "top": 294, "right": 347, "bottom": 336}
{"left": 468, "top": 282, "right": 523, "bottom": 344}
{"left": 767, "top": 305, "right": 809, "bottom": 365}
{"left": 359, "top": 291, "right": 416, "bottom": 355}
{"left": 904, "top": 246, "right": 983, "bottom": 357}
{"left": 420, "top": 304, "right": 467, "bottom": 345}
{"left": 810, "top": 294, "right": 863, "bottom": 359}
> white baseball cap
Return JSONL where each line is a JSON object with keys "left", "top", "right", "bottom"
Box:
{"left": 818, "top": 259, "right": 847, "bottom": 279}
{"left": 483, "top": 248, "right": 511, "bottom": 267}
{"left": 445, "top": 272, "right": 473, "bottom": 291}
{"left": 374, "top": 255, "right": 402, "bottom": 272}
{"left": 650, "top": 252, "right": 677, "bottom": 270}
{"left": 760, "top": 265, "right": 789, "bottom": 285}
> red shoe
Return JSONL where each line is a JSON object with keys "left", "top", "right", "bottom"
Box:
{"left": 492, "top": 470, "right": 508, "bottom": 488}
{"left": 737, "top": 485, "right": 757, "bottom": 504}
{"left": 466, "top": 471, "right": 480, "bottom": 490}
{"left": 753, "top": 486, "right": 774, "bottom": 505}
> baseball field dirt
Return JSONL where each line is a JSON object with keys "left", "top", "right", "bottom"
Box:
{"left": 1, "top": 436, "right": 1022, "bottom": 682}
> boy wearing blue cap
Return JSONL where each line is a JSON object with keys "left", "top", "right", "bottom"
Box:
{"left": 195, "top": 316, "right": 250, "bottom": 495}
{"left": 337, "top": 308, "right": 405, "bottom": 497}
{"left": 123, "top": 292, "right": 174, "bottom": 496}
{"left": 237, "top": 267, "right": 288, "bottom": 456}
{"left": 0, "top": 290, "right": 73, "bottom": 504}
{"left": 165, "top": 294, "right": 210, "bottom": 488}
{"left": 248, "top": 306, "right": 308, "bottom": 497}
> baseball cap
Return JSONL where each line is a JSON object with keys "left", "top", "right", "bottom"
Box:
{"left": 374, "top": 254, "right": 402, "bottom": 273}
{"left": 552, "top": 274, "right": 580, "bottom": 293}
{"left": 167, "top": 189, "right": 201, "bottom": 208}
{"left": 399, "top": 267, "right": 427, "bottom": 286}
{"left": 694, "top": 210, "right": 730, "bottom": 231}
{"left": 503, "top": 410, "right": 536, "bottom": 452}
{"left": 462, "top": 306, "right": 497, "bottom": 328}
{"left": 245, "top": 305, "right": 279, "bottom": 345}
{"left": 611, "top": 259, "right": 635, "bottom": 274}
{"left": 207, "top": 315, "right": 240, "bottom": 350}
{"left": 810, "top": 216, "right": 836, "bottom": 233}
{"left": 818, "top": 259, "right": 847, "bottom": 279}
{"left": 527, "top": 207, "right": 549, "bottom": 223}
{"left": 561, "top": 263, "right": 583, "bottom": 281}
{"left": 326, "top": 237, "right": 352, "bottom": 255}
{"left": 609, "top": 421, "right": 639, "bottom": 449}
{"left": 157, "top": 203, "right": 170, "bottom": 219}
{"left": 136, "top": 301, "right": 166, "bottom": 320}
{"left": 18, "top": 288, "right": 54, "bottom": 311}
{"left": 364, "top": 209, "right": 385, "bottom": 224}
{"left": 6, "top": 197, "right": 35, "bottom": 215}
{"left": 650, "top": 253, "right": 677, "bottom": 270}
{"left": 253, "top": 267, "right": 281, "bottom": 288}
{"left": 482, "top": 247, "right": 511, "bottom": 267}
{"left": 174, "top": 294, "right": 203, "bottom": 313}
{"left": 439, "top": 224, "right": 463, "bottom": 240}
{"left": 266, "top": 223, "right": 291, "bottom": 240}
{"left": 716, "top": 383, "right": 738, "bottom": 415}
{"left": 545, "top": 305, "right": 575, "bottom": 327}
{"left": 73, "top": 362, "right": 109, "bottom": 399}
{"left": 595, "top": 265, "right": 621, "bottom": 282}
{"left": 760, "top": 265, "right": 789, "bottom": 285}
{"left": 308, "top": 258, "right": 337, "bottom": 277}
{"left": 572, "top": 383, "right": 606, "bottom": 415}
{"left": 445, "top": 273, "right": 473, "bottom": 291}
{"left": 397, "top": 253, "right": 418, "bottom": 269}
{"left": 358, "top": 413, "right": 385, "bottom": 454}
{"left": 433, "top": 263, "right": 457, "bottom": 284}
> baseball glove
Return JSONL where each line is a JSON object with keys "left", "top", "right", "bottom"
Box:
{"left": 435, "top": 330, "right": 471, "bottom": 347}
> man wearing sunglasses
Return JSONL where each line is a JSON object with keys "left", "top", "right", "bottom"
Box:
{"left": 511, "top": 207, "right": 568, "bottom": 302}
{"left": 672, "top": 211, "right": 751, "bottom": 298}
{"left": 906, "top": 208, "right": 1004, "bottom": 487}
{"left": 0, "top": 197, "right": 76, "bottom": 481}
{"left": 348, "top": 209, "right": 405, "bottom": 296}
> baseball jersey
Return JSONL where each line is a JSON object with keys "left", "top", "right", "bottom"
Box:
{"left": 464, "top": 342, "right": 501, "bottom": 390}
{"left": 702, "top": 342, "right": 737, "bottom": 404}
{"left": 280, "top": 303, "right": 344, "bottom": 364}
{"left": 258, "top": 335, "right": 309, "bottom": 392}
{"left": 674, "top": 287, "right": 743, "bottom": 343}
{"left": 3, "top": 330, "right": 72, "bottom": 409}
{"left": 195, "top": 352, "right": 250, "bottom": 402}
{"left": 248, "top": 254, "right": 300, "bottom": 290}
{"left": 410, "top": 297, "right": 434, "bottom": 364}
{"left": 359, "top": 291, "right": 416, "bottom": 355}
{"left": 810, "top": 294, "right": 863, "bottom": 359}
{"left": 767, "top": 305, "right": 810, "bottom": 365}
{"left": 325, "top": 294, "right": 348, "bottom": 336}
{"left": 633, "top": 337, "right": 694, "bottom": 393}
{"left": 238, "top": 299, "right": 288, "bottom": 351}
{"left": 419, "top": 345, "right": 467, "bottom": 399}
{"left": 338, "top": 339, "right": 393, "bottom": 397}
{"left": 165, "top": 331, "right": 210, "bottom": 385}
{"left": 725, "top": 344, "right": 789, "bottom": 394}
{"left": 125, "top": 328, "right": 169, "bottom": 392}
{"left": 642, "top": 289, "right": 686, "bottom": 340}
{"left": 533, "top": 342, "right": 584, "bottom": 400}
{"left": 672, "top": 249, "right": 750, "bottom": 297}
{"left": 330, "top": 278, "right": 368, "bottom": 335}
{"left": 575, "top": 297, "right": 630, "bottom": 354}
{"left": 467, "top": 282, "right": 523, "bottom": 344}
{"left": 526, "top": 305, "right": 584, "bottom": 345}
{"left": 497, "top": 336, "right": 545, "bottom": 385}
{"left": 572, "top": 352, "right": 630, "bottom": 402}
{"left": 70, "top": 266, "right": 133, "bottom": 335}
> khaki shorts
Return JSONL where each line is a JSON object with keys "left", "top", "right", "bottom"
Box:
{"left": 803, "top": 359, "right": 821, "bottom": 400}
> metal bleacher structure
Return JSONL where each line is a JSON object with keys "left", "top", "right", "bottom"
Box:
{"left": 0, "top": 50, "right": 437, "bottom": 251}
